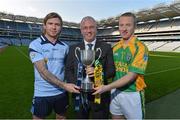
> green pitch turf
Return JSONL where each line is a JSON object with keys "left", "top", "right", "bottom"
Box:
{"left": 0, "top": 46, "right": 33, "bottom": 118}
{"left": 145, "top": 51, "right": 180, "bottom": 103}
{"left": 0, "top": 46, "right": 180, "bottom": 118}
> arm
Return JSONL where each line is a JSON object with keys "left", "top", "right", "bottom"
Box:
{"left": 93, "top": 72, "right": 137, "bottom": 94}
{"left": 35, "top": 59, "right": 80, "bottom": 93}
{"left": 93, "top": 42, "right": 149, "bottom": 95}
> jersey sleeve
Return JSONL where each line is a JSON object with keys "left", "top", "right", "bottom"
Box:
{"left": 29, "top": 41, "right": 44, "bottom": 63}
{"left": 128, "top": 43, "right": 148, "bottom": 75}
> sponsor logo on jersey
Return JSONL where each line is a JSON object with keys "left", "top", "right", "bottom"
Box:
{"left": 126, "top": 53, "right": 131, "bottom": 62}
{"left": 30, "top": 52, "right": 36, "bottom": 59}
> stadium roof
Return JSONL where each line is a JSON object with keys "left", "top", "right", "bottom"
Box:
{"left": 0, "top": 12, "right": 80, "bottom": 28}
{"left": 0, "top": 0, "right": 180, "bottom": 28}
{"left": 99, "top": 0, "right": 180, "bottom": 28}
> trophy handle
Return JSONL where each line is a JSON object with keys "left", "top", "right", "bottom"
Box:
{"left": 75, "top": 47, "right": 81, "bottom": 62}
{"left": 96, "top": 48, "right": 102, "bottom": 61}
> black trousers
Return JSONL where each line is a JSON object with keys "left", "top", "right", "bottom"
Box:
{"left": 75, "top": 93, "right": 110, "bottom": 119}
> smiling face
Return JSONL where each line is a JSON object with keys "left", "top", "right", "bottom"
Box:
{"left": 80, "top": 17, "right": 97, "bottom": 42}
{"left": 119, "top": 16, "right": 135, "bottom": 40}
{"left": 43, "top": 17, "right": 62, "bottom": 40}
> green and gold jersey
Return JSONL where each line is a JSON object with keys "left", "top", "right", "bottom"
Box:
{"left": 113, "top": 36, "right": 148, "bottom": 92}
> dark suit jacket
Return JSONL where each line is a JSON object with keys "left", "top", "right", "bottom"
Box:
{"left": 65, "top": 41, "right": 115, "bottom": 83}
{"left": 65, "top": 41, "right": 115, "bottom": 100}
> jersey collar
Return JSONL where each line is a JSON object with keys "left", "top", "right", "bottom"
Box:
{"left": 40, "top": 34, "right": 65, "bottom": 46}
{"left": 120, "top": 35, "right": 137, "bottom": 46}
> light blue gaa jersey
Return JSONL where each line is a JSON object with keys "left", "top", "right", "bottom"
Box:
{"left": 29, "top": 35, "right": 69, "bottom": 97}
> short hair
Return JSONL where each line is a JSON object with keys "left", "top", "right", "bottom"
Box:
{"left": 43, "top": 12, "right": 63, "bottom": 26}
{"left": 80, "top": 16, "right": 97, "bottom": 28}
{"left": 120, "top": 12, "right": 137, "bottom": 27}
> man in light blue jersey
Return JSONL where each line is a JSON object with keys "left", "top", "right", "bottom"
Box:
{"left": 29, "top": 12, "right": 80, "bottom": 119}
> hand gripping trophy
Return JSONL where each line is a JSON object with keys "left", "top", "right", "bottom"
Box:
{"left": 75, "top": 47, "right": 102, "bottom": 92}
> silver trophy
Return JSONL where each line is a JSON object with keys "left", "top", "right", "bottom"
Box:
{"left": 75, "top": 47, "right": 102, "bottom": 92}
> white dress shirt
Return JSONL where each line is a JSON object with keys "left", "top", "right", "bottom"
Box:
{"left": 84, "top": 39, "right": 96, "bottom": 50}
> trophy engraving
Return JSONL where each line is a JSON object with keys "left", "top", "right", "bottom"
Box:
{"left": 75, "top": 47, "right": 102, "bottom": 92}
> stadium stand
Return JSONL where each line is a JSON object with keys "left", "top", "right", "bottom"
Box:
{"left": 0, "top": 0, "right": 180, "bottom": 51}
{"left": 145, "top": 41, "right": 168, "bottom": 51}
{"left": 156, "top": 41, "right": 180, "bottom": 52}
{"left": 0, "top": 18, "right": 82, "bottom": 46}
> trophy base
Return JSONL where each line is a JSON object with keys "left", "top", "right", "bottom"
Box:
{"left": 80, "top": 88, "right": 95, "bottom": 93}
{"left": 81, "top": 82, "right": 94, "bottom": 93}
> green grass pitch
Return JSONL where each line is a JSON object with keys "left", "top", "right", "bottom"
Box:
{"left": 0, "top": 46, "right": 180, "bottom": 118}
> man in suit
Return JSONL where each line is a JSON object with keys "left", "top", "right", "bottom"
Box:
{"left": 65, "top": 16, "right": 115, "bottom": 119}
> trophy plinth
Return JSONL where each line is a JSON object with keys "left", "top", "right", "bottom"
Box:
{"left": 75, "top": 47, "right": 102, "bottom": 93}
{"left": 80, "top": 76, "right": 94, "bottom": 93}
{"left": 80, "top": 82, "right": 94, "bottom": 92}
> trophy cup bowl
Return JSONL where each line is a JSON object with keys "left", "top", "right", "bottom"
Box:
{"left": 80, "top": 49, "right": 95, "bottom": 92}
{"left": 75, "top": 47, "right": 102, "bottom": 93}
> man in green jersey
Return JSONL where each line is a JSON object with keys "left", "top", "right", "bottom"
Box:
{"left": 93, "top": 12, "right": 149, "bottom": 119}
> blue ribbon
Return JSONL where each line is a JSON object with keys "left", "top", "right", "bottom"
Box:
{"left": 75, "top": 61, "right": 90, "bottom": 112}
{"left": 75, "top": 62, "right": 83, "bottom": 111}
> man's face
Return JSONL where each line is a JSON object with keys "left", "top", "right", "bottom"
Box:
{"left": 80, "top": 19, "right": 97, "bottom": 42}
{"left": 43, "top": 17, "right": 62, "bottom": 39}
{"left": 119, "top": 16, "right": 135, "bottom": 40}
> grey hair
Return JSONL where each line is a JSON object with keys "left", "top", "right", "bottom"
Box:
{"left": 80, "top": 16, "right": 97, "bottom": 28}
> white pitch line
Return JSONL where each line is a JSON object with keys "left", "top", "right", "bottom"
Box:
{"left": 149, "top": 54, "right": 179, "bottom": 58}
{"left": 14, "top": 46, "right": 30, "bottom": 61}
{"left": 145, "top": 66, "right": 180, "bottom": 76}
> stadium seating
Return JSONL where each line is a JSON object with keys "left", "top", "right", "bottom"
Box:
{"left": 1, "top": 0, "right": 180, "bottom": 51}
{"left": 0, "top": 19, "right": 82, "bottom": 46}
{"left": 156, "top": 41, "right": 180, "bottom": 52}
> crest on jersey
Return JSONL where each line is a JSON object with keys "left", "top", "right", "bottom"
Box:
{"left": 30, "top": 52, "right": 36, "bottom": 59}
{"left": 126, "top": 53, "right": 131, "bottom": 62}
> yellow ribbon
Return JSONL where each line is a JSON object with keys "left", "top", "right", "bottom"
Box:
{"left": 94, "top": 63, "right": 103, "bottom": 104}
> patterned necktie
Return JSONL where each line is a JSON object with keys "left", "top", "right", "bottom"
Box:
{"left": 87, "top": 44, "right": 93, "bottom": 50}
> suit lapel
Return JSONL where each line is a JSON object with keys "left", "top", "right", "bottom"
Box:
{"left": 79, "top": 42, "right": 85, "bottom": 50}
{"left": 75, "top": 43, "right": 85, "bottom": 62}
{"left": 94, "top": 41, "right": 101, "bottom": 59}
